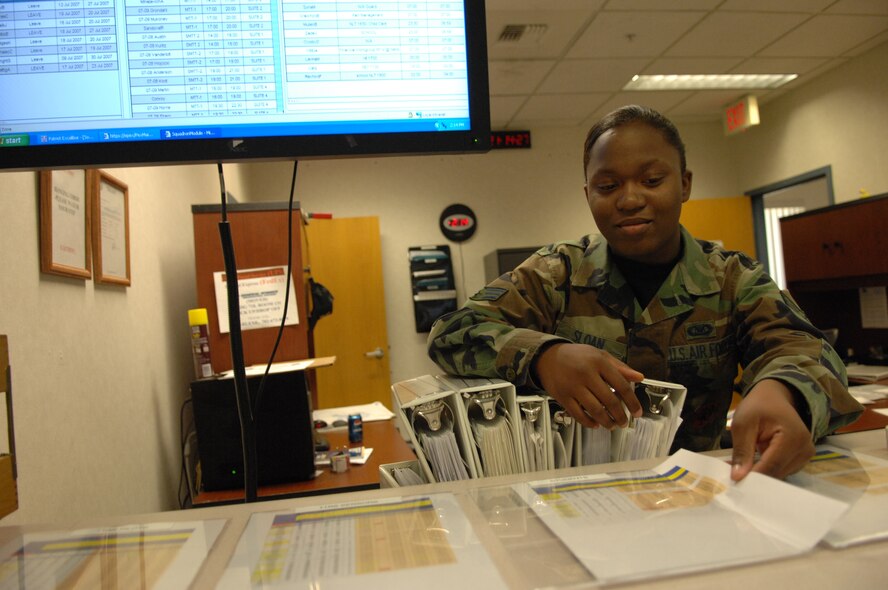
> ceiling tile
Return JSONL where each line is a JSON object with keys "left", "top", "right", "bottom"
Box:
{"left": 778, "top": 57, "right": 850, "bottom": 90}
{"left": 845, "top": 30, "right": 888, "bottom": 55}
{"left": 584, "top": 91, "right": 697, "bottom": 124}
{"left": 666, "top": 12, "right": 809, "bottom": 57}
{"left": 602, "top": 0, "right": 721, "bottom": 10}
{"left": 825, "top": 0, "right": 888, "bottom": 15}
{"left": 567, "top": 11, "right": 707, "bottom": 58}
{"left": 754, "top": 88, "right": 790, "bottom": 108}
{"left": 718, "top": 0, "right": 834, "bottom": 12}
{"left": 512, "top": 93, "right": 611, "bottom": 127}
{"left": 488, "top": 60, "right": 557, "bottom": 95}
{"left": 486, "top": 9, "right": 598, "bottom": 59}
{"left": 482, "top": 0, "right": 888, "bottom": 128}
{"left": 490, "top": 96, "right": 529, "bottom": 129}
{"left": 484, "top": 0, "right": 601, "bottom": 11}
{"left": 759, "top": 15, "right": 888, "bottom": 57}
{"left": 538, "top": 58, "right": 650, "bottom": 93}
{"left": 643, "top": 57, "right": 744, "bottom": 75}
{"left": 665, "top": 90, "right": 751, "bottom": 119}
{"left": 730, "top": 56, "right": 831, "bottom": 75}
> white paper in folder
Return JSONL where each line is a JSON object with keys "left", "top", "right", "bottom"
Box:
{"left": 218, "top": 494, "right": 507, "bottom": 590}
{"left": 515, "top": 450, "right": 848, "bottom": 585}
{"left": 788, "top": 445, "right": 888, "bottom": 547}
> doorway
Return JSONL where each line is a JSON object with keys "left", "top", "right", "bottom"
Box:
{"left": 303, "top": 216, "right": 394, "bottom": 409}
{"left": 748, "top": 167, "right": 834, "bottom": 289}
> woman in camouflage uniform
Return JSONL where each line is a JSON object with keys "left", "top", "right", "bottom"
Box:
{"left": 428, "top": 105, "right": 862, "bottom": 481}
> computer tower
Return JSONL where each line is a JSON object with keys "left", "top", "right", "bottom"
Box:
{"left": 190, "top": 369, "right": 316, "bottom": 491}
{"left": 483, "top": 247, "right": 541, "bottom": 283}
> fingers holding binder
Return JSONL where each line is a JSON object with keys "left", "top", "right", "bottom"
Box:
{"left": 534, "top": 343, "right": 644, "bottom": 429}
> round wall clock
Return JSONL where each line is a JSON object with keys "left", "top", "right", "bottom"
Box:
{"left": 439, "top": 204, "right": 477, "bottom": 242}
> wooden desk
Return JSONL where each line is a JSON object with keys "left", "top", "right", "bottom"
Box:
{"left": 838, "top": 398, "right": 888, "bottom": 433}
{"left": 192, "top": 419, "right": 415, "bottom": 507}
{"left": 6, "top": 430, "right": 884, "bottom": 590}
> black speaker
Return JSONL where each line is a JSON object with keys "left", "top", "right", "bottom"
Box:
{"left": 190, "top": 369, "right": 316, "bottom": 491}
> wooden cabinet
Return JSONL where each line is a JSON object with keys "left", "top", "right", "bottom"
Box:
{"left": 192, "top": 203, "right": 310, "bottom": 374}
{"left": 781, "top": 195, "right": 888, "bottom": 285}
{"left": 780, "top": 194, "right": 888, "bottom": 361}
{"left": 0, "top": 335, "right": 16, "bottom": 520}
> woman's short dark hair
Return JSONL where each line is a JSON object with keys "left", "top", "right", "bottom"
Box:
{"left": 583, "top": 105, "right": 687, "bottom": 175}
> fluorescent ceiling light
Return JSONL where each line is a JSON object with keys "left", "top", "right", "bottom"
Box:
{"left": 623, "top": 73, "right": 798, "bottom": 91}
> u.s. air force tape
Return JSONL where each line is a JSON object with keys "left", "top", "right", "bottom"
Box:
{"left": 471, "top": 286, "right": 508, "bottom": 301}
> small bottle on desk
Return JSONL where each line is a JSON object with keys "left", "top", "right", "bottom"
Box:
{"left": 188, "top": 308, "right": 213, "bottom": 379}
{"left": 348, "top": 414, "right": 363, "bottom": 446}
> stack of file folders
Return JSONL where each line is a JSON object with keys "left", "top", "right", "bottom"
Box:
{"left": 382, "top": 375, "right": 687, "bottom": 487}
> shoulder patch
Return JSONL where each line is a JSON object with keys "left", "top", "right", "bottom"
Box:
{"left": 471, "top": 287, "right": 509, "bottom": 301}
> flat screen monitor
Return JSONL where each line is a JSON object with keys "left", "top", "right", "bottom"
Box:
{"left": 0, "top": 0, "right": 490, "bottom": 171}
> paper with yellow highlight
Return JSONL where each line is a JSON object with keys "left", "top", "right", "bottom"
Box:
{"left": 219, "top": 494, "right": 505, "bottom": 589}
{"left": 515, "top": 449, "right": 849, "bottom": 584}
{"left": 0, "top": 520, "right": 225, "bottom": 590}
{"left": 788, "top": 445, "right": 888, "bottom": 547}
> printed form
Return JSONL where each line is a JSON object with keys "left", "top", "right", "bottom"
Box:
{"left": 219, "top": 494, "right": 506, "bottom": 589}
{"left": 788, "top": 445, "right": 888, "bottom": 547}
{"left": 0, "top": 520, "right": 225, "bottom": 590}
{"left": 514, "top": 450, "right": 849, "bottom": 585}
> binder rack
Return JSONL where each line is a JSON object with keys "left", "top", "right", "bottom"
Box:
{"left": 383, "top": 376, "right": 688, "bottom": 487}
{"left": 386, "top": 375, "right": 474, "bottom": 485}
{"left": 440, "top": 375, "right": 525, "bottom": 478}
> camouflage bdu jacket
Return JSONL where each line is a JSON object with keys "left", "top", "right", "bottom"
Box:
{"left": 428, "top": 226, "right": 862, "bottom": 452}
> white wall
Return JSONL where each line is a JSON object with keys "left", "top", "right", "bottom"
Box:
{"left": 0, "top": 39, "right": 884, "bottom": 526}
{"left": 0, "top": 164, "right": 244, "bottom": 526}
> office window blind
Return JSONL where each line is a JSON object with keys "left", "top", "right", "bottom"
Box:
{"left": 765, "top": 206, "right": 805, "bottom": 289}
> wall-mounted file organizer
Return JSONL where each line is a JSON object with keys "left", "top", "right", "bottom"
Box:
{"left": 579, "top": 378, "right": 687, "bottom": 465}
{"left": 518, "top": 395, "right": 552, "bottom": 472}
{"left": 437, "top": 376, "right": 526, "bottom": 477}
{"left": 390, "top": 375, "right": 477, "bottom": 483}
{"left": 408, "top": 245, "right": 457, "bottom": 332}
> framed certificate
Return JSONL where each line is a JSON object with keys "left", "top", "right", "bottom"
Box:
{"left": 90, "top": 170, "right": 131, "bottom": 286}
{"left": 39, "top": 170, "right": 91, "bottom": 279}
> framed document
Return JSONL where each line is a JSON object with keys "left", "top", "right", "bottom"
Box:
{"left": 39, "top": 170, "right": 91, "bottom": 279}
{"left": 90, "top": 170, "right": 131, "bottom": 286}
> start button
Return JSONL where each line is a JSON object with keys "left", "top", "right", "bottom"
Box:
{"left": 0, "top": 135, "right": 30, "bottom": 147}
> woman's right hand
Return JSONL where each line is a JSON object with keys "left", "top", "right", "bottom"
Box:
{"left": 534, "top": 343, "right": 644, "bottom": 429}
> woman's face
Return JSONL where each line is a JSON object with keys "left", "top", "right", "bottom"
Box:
{"left": 584, "top": 122, "right": 692, "bottom": 265}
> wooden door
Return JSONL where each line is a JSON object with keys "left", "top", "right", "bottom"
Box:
{"left": 305, "top": 217, "right": 393, "bottom": 409}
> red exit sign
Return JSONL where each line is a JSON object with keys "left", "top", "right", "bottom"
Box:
{"left": 723, "top": 95, "right": 760, "bottom": 136}
{"left": 491, "top": 130, "right": 531, "bottom": 149}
